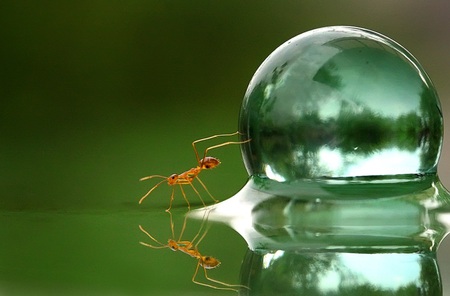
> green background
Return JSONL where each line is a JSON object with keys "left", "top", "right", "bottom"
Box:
{"left": 1, "top": 1, "right": 450, "bottom": 295}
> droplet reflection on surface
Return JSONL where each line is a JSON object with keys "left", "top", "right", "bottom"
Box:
{"left": 239, "top": 251, "right": 441, "bottom": 295}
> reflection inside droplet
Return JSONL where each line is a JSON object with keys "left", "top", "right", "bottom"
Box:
{"left": 317, "top": 147, "right": 343, "bottom": 173}
{"left": 345, "top": 148, "right": 420, "bottom": 176}
{"left": 262, "top": 250, "right": 284, "bottom": 269}
{"left": 316, "top": 147, "right": 422, "bottom": 177}
{"left": 264, "top": 164, "right": 286, "bottom": 182}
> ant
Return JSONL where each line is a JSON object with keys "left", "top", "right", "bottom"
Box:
{"left": 138, "top": 211, "right": 248, "bottom": 292}
{"left": 139, "top": 131, "right": 250, "bottom": 211}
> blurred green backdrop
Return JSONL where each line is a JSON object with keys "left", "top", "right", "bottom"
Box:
{"left": 1, "top": 1, "right": 450, "bottom": 295}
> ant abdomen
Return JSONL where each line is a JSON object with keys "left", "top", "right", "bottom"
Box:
{"left": 200, "top": 157, "right": 221, "bottom": 170}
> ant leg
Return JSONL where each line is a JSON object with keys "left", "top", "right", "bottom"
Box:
{"left": 166, "top": 182, "right": 203, "bottom": 212}
{"left": 193, "top": 213, "right": 250, "bottom": 291}
{"left": 139, "top": 174, "right": 168, "bottom": 181}
{"left": 195, "top": 176, "right": 218, "bottom": 203}
{"left": 193, "top": 223, "right": 209, "bottom": 249}
{"left": 139, "top": 178, "right": 167, "bottom": 204}
{"left": 166, "top": 187, "right": 178, "bottom": 212}
{"left": 169, "top": 209, "right": 194, "bottom": 250}
{"left": 192, "top": 131, "right": 241, "bottom": 165}
{"left": 185, "top": 207, "right": 211, "bottom": 249}
{"left": 177, "top": 184, "right": 193, "bottom": 211}
{"left": 202, "top": 265, "right": 249, "bottom": 291}
{"left": 186, "top": 181, "right": 206, "bottom": 208}
{"left": 192, "top": 261, "right": 238, "bottom": 292}
{"left": 138, "top": 225, "right": 166, "bottom": 249}
{"left": 166, "top": 210, "right": 176, "bottom": 239}
{"left": 176, "top": 211, "right": 189, "bottom": 242}
{"left": 198, "top": 262, "right": 246, "bottom": 292}
{"left": 201, "top": 138, "right": 251, "bottom": 162}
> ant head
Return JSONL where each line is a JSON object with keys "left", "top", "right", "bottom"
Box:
{"left": 201, "top": 256, "right": 221, "bottom": 269}
{"left": 167, "top": 174, "right": 178, "bottom": 185}
{"left": 167, "top": 239, "right": 178, "bottom": 251}
{"left": 200, "top": 156, "right": 221, "bottom": 170}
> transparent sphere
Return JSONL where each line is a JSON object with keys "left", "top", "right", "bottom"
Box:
{"left": 239, "top": 26, "right": 443, "bottom": 182}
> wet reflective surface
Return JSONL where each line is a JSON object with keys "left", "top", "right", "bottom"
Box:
{"left": 193, "top": 174, "right": 450, "bottom": 253}
{"left": 0, "top": 208, "right": 246, "bottom": 296}
{"left": 190, "top": 172, "right": 450, "bottom": 295}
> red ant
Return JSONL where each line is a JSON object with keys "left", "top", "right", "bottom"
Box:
{"left": 138, "top": 210, "right": 248, "bottom": 292}
{"left": 139, "top": 131, "right": 250, "bottom": 211}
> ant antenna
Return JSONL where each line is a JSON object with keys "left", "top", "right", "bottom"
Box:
{"left": 192, "top": 131, "right": 248, "bottom": 166}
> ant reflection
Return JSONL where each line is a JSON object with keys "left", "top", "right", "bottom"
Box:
{"left": 139, "top": 131, "right": 250, "bottom": 211}
{"left": 139, "top": 210, "right": 248, "bottom": 292}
